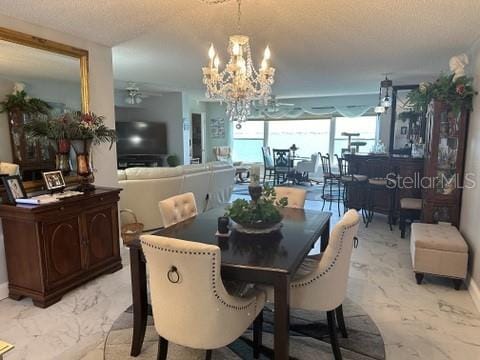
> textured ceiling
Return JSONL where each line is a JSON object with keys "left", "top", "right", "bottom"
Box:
{"left": 0, "top": 40, "right": 80, "bottom": 83}
{"left": 1, "top": 0, "right": 480, "bottom": 97}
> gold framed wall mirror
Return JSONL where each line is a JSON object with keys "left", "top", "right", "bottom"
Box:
{"left": 0, "top": 26, "right": 89, "bottom": 192}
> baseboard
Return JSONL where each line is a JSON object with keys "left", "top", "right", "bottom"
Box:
{"left": 467, "top": 276, "right": 480, "bottom": 312}
{"left": 0, "top": 281, "right": 8, "bottom": 300}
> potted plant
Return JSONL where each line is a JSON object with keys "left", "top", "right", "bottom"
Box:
{"left": 23, "top": 115, "right": 73, "bottom": 173}
{"left": 225, "top": 184, "right": 288, "bottom": 233}
{"left": 166, "top": 154, "right": 180, "bottom": 167}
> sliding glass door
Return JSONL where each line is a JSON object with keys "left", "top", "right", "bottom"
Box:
{"left": 267, "top": 119, "right": 331, "bottom": 157}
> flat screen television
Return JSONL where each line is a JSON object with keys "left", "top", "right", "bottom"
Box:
{"left": 116, "top": 121, "right": 167, "bottom": 156}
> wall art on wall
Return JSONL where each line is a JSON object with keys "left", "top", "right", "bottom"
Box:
{"left": 210, "top": 118, "right": 225, "bottom": 139}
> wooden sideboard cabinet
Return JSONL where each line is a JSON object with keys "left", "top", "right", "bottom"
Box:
{"left": 0, "top": 187, "right": 122, "bottom": 308}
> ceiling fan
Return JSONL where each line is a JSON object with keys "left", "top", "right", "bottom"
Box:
{"left": 255, "top": 95, "right": 295, "bottom": 113}
{"left": 124, "top": 82, "right": 148, "bottom": 105}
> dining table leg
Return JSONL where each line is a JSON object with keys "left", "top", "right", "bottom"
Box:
{"left": 129, "top": 245, "right": 148, "bottom": 357}
{"left": 320, "top": 219, "right": 330, "bottom": 252}
{"left": 274, "top": 273, "right": 290, "bottom": 360}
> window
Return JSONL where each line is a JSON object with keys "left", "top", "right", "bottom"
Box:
{"left": 333, "top": 116, "right": 377, "bottom": 155}
{"left": 268, "top": 119, "right": 331, "bottom": 156}
{"left": 232, "top": 121, "right": 265, "bottom": 162}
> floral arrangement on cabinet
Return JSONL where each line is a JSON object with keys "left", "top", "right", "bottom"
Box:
{"left": 24, "top": 111, "right": 116, "bottom": 190}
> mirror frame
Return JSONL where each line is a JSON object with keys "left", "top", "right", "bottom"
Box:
{"left": 389, "top": 84, "right": 420, "bottom": 155}
{"left": 0, "top": 26, "right": 90, "bottom": 194}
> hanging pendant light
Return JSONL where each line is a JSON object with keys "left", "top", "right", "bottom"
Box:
{"left": 375, "top": 75, "right": 393, "bottom": 114}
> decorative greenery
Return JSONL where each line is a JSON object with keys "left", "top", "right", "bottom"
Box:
{"left": 23, "top": 115, "right": 70, "bottom": 140}
{"left": 23, "top": 111, "right": 116, "bottom": 149}
{"left": 0, "top": 90, "right": 51, "bottom": 115}
{"left": 225, "top": 185, "right": 288, "bottom": 225}
{"left": 66, "top": 111, "right": 116, "bottom": 149}
{"left": 406, "top": 74, "right": 476, "bottom": 114}
{"left": 166, "top": 154, "right": 180, "bottom": 167}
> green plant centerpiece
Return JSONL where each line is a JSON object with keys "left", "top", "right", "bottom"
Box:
{"left": 225, "top": 184, "right": 288, "bottom": 234}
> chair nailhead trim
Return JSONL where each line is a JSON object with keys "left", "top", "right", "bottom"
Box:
{"left": 292, "top": 220, "right": 359, "bottom": 288}
{"left": 141, "top": 240, "right": 257, "bottom": 312}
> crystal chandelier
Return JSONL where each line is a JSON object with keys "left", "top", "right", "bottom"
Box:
{"left": 202, "top": 0, "right": 275, "bottom": 128}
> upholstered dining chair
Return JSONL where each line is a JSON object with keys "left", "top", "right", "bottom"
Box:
{"left": 158, "top": 192, "right": 198, "bottom": 228}
{"left": 0, "top": 162, "right": 20, "bottom": 176}
{"left": 140, "top": 235, "right": 266, "bottom": 360}
{"left": 295, "top": 153, "right": 321, "bottom": 185}
{"left": 262, "top": 209, "right": 361, "bottom": 360}
{"left": 274, "top": 186, "right": 307, "bottom": 209}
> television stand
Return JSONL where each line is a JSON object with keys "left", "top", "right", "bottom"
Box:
{"left": 117, "top": 155, "right": 163, "bottom": 169}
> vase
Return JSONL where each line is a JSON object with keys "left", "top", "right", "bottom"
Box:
{"left": 71, "top": 139, "right": 95, "bottom": 192}
{"left": 248, "top": 185, "right": 263, "bottom": 203}
{"left": 55, "top": 139, "right": 71, "bottom": 175}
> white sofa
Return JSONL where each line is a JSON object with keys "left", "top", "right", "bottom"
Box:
{"left": 118, "top": 162, "right": 235, "bottom": 230}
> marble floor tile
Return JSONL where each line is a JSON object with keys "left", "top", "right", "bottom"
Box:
{"left": 0, "top": 194, "right": 479, "bottom": 359}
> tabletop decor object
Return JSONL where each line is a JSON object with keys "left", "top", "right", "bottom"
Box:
{"left": 67, "top": 111, "right": 116, "bottom": 191}
{"left": 225, "top": 184, "right": 288, "bottom": 233}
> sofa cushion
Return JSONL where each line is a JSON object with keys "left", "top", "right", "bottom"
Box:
{"left": 117, "top": 169, "right": 127, "bottom": 181}
{"left": 125, "top": 166, "right": 183, "bottom": 180}
{"left": 411, "top": 223, "right": 468, "bottom": 253}
{"left": 400, "top": 197, "right": 422, "bottom": 210}
{"left": 182, "top": 164, "right": 208, "bottom": 174}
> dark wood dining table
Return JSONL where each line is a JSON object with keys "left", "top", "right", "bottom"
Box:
{"left": 128, "top": 206, "right": 331, "bottom": 360}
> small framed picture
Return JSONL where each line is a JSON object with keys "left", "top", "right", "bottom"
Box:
{"left": 1, "top": 175, "right": 27, "bottom": 203}
{"left": 400, "top": 126, "right": 408, "bottom": 135}
{"left": 42, "top": 170, "right": 66, "bottom": 191}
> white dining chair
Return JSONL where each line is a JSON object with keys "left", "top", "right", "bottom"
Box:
{"left": 158, "top": 192, "right": 198, "bottom": 228}
{"left": 140, "top": 235, "right": 266, "bottom": 360}
{"left": 263, "top": 209, "right": 360, "bottom": 360}
{"left": 274, "top": 186, "right": 307, "bottom": 209}
{"left": 295, "top": 153, "right": 321, "bottom": 185}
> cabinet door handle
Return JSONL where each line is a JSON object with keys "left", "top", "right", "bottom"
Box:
{"left": 99, "top": 197, "right": 104, "bottom": 201}
{"left": 59, "top": 206, "right": 65, "bottom": 211}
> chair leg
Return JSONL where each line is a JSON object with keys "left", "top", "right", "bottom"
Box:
{"left": 327, "top": 310, "right": 342, "bottom": 360}
{"left": 321, "top": 179, "right": 327, "bottom": 211}
{"left": 205, "top": 349, "right": 212, "bottom": 360}
{"left": 415, "top": 272, "right": 424, "bottom": 285}
{"left": 453, "top": 279, "right": 463, "bottom": 290}
{"left": 157, "top": 336, "right": 168, "bottom": 360}
{"left": 335, "top": 305, "right": 348, "bottom": 338}
{"left": 399, "top": 212, "right": 406, "bottom": 238}
{"left": 253, "top": 310, "right": 263, "bottom": 359}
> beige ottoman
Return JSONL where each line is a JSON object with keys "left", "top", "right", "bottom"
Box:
{"left": 410, "top": 223, "right": 468, "bottom": 290}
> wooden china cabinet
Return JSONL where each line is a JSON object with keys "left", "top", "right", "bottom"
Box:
{"left": 7, "top": 109, "right": 55, "bottom": 180}
{"left": 422, "top": 100, "right": 469, "bottom": 227}
{"left": 0, "top": 188, "right": 122, "bottom": 308}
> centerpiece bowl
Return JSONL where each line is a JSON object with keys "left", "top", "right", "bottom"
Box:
{"left": 225, "top": 184, "right": 288, "bottom": 234}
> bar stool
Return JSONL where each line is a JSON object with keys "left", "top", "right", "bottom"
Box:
{"left": 365, "top": 158, "right": 397, "bottom": 230}
{"left": 399, "top": 197, "right": 422, "bottom": 238}
{"left": 320, "top": 153, "right": 342, "bottom": 215}
{"left": 335, "top": 154, "right": 367, "bottom": 214}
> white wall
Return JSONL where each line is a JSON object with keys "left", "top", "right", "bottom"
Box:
{"left": 115, "top": 90, "right": 184, "bottom": 164}
{"left": 0, "top": 14, "right": 117, "bottom": 298}
{"left": 460, "top": 38, "right": 480, "bottom": 310}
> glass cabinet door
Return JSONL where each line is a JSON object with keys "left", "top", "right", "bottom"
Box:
{"left": 434, "top": 106, "right": 460, "bottom": 195}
